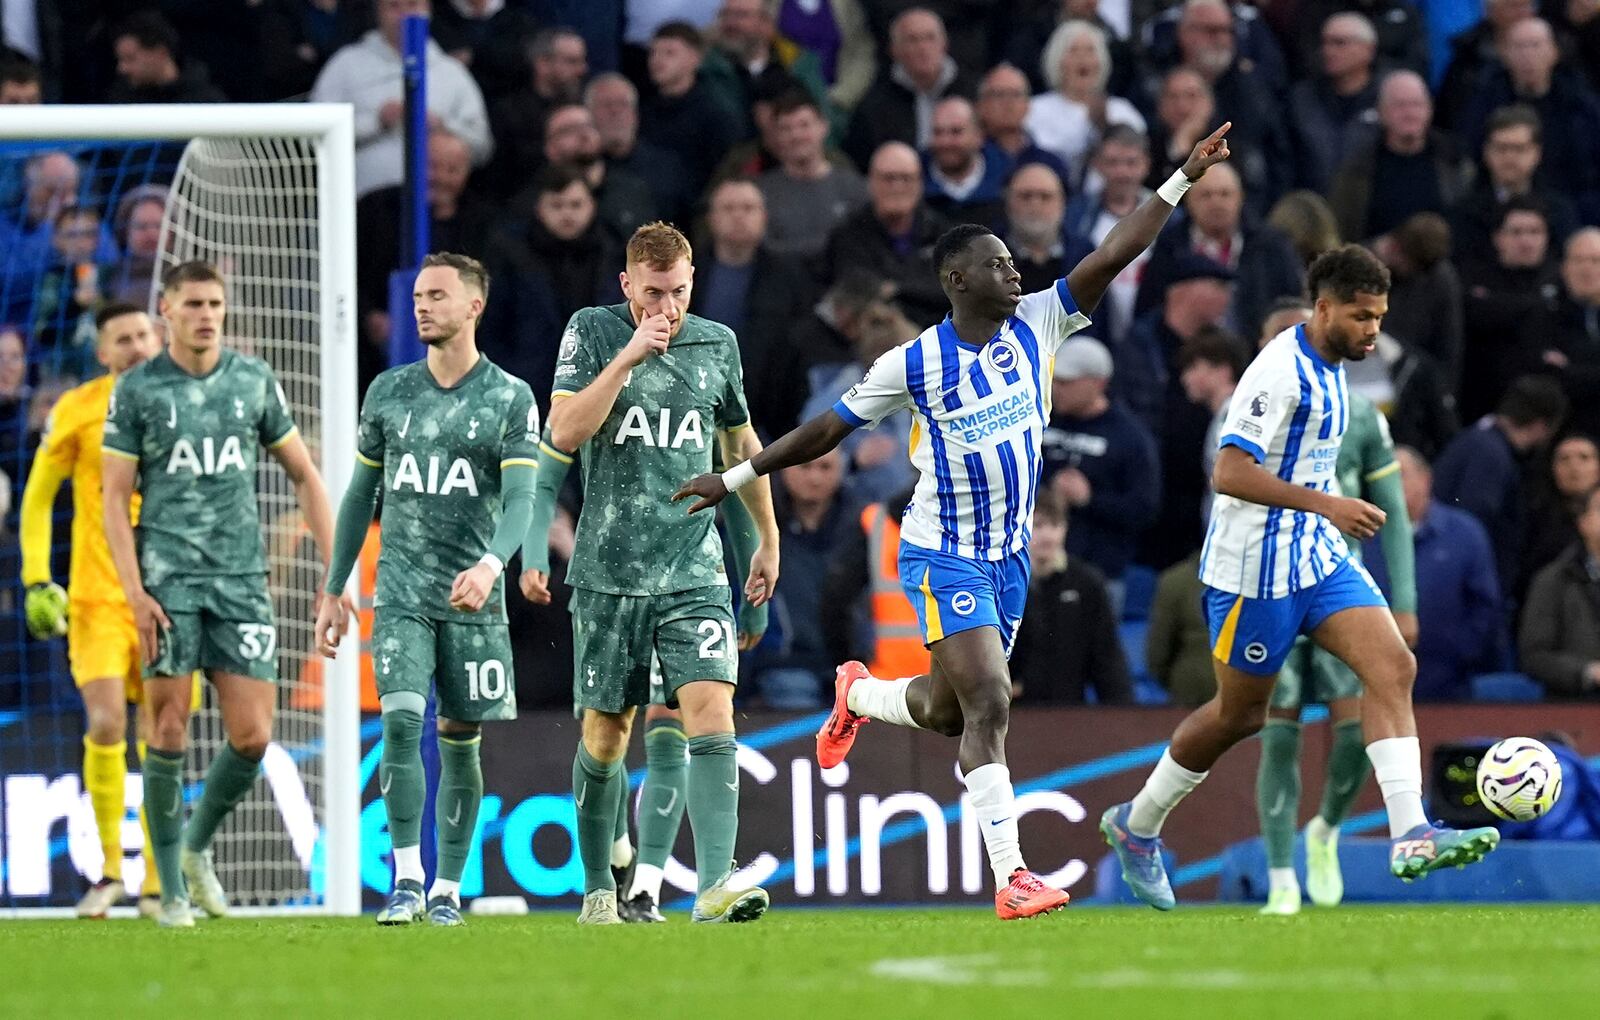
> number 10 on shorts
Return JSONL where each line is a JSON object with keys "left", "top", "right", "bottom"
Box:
{"left": 466, "top": 659, "right": 507, "bottom": 700}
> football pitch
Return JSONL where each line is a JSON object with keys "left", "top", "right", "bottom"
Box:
{"left": 3, "top": 905, "right": 1596, "bottom": 1018}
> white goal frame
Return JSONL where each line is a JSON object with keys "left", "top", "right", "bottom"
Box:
{"left": 0, "top": 105, "right": 361, "bottom": 916}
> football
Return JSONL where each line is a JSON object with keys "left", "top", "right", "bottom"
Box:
{"left": 1476, "top": 737, "right": 1564, "bottom": 822}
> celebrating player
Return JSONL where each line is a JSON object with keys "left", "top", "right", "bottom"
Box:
{"left": 546, "top": 222, "right": 779, "bottom": 925}
{"left": 1101, "top": 246, "right": 1499, "bottom": 911}
{"left": 676, "top": 125, "right": 1235, "bottom": 921}
{"left": 522, "top": 438, "right": 769, "bottom": 922}
{"left": 21, "top": 303, "right": 164, "bottom": 918}
{"left": 101, "top": 261, "right": 344, "bottom": 928}
{"left": 316, "top": 252, "right": 538, "bottom": 927}
{"left": 1247, "top": 301, "right": 1420, "bottom": 916}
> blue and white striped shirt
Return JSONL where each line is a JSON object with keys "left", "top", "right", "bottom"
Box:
{"left": 834, "top": 280, "right": 1091, "bottom": 560}
{"left": 1200, "top": 324, "right": 1352, "bottom": 598}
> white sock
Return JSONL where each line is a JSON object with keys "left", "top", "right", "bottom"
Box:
{"left": 611, "top": 834, "right": 634, "bottom": 869}
{"left": 628, "top": 862, "right": 665, "bottom": 902}
{"left": 429, "top": 877, "right": 460, "bottom": 903}
{"left": 1307, "top": 814, "right": 1337, "bottom": 844}
{"left": 393, "top": 845, "right": 424, "bottom": 886}
{"left": 963, "top": 762, "right": 1025, "bottom": 886}
{"left": 1268, "top": 867, "right": 1299, "bottom": 896}
{"left": 1366, "top": 736, "right": 1428, "bottom": 837}
{"left": 847, "top": 676, "right": 921, "bottom": 728}
{"left": 1127, "top": 749, "right": 1208, "bottom": 838}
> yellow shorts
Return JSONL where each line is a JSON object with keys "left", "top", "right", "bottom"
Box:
{"left": 68, "top": 601, "right": 202, "bottom": 708}
{"left": 68, "top": 601, "right": 143, "bottom": 700}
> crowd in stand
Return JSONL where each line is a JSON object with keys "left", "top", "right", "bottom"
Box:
{"left": 2, "top": 0, "right": 1599, "bottom": 712}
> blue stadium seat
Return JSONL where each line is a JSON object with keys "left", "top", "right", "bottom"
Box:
{"left": 1470, "top": 672, "right": 1545, "bottom": 703}
{"left": 1121, "top": 565, "right": 1156, "bottom": 620}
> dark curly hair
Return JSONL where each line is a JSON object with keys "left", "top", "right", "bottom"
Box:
{"left": 1306, "top": 244, "right": 1390, "bottom": 303}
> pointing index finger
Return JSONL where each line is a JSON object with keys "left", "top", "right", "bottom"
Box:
{"left": 1203, "top": 121, "right": 1232, "bottom": 145}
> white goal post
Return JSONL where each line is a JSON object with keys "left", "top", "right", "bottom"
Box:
{"left": 0, "top": 105, "right": 361, "bottom": 916}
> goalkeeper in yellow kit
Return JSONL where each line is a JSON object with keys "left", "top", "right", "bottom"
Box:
{"left": 21, "top": 303, "right": 164, "bottom": 918}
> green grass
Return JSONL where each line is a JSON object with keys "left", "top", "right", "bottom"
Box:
{"left": 3, "top": 905, "right": 1595, "bottom": 1018}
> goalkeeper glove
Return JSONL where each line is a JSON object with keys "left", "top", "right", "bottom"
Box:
{"left": 25, "top": 582, "right": 68, "bottom": 639}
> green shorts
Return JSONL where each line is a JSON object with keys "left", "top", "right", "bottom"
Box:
{"left": 570, "top": 586, "right": 738, "bottom": 714}
{"left": 1269, "top": 635, "right": 1363, "bottom": 710}
{"left": 146, "top": 575, "right": 278, "bottom": 682}
{"left": 372, "top": 609, "right": 517, "bottom": 723}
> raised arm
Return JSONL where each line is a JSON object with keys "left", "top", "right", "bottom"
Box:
{"left": 547, "top": 312, "right": 670, "bottom": 450}
{"left": 1066, "top": 122, "right": 1232, "bottom": 314}
{"left": 673, "top": 409, "right": 856, "bottom": 514}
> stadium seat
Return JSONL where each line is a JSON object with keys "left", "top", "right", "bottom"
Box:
{"left": 1121, "top": 565, "right": 1156, "bottom": 620}
{"left": 1470, "top": 672, "right": 1545, "bottom": 703}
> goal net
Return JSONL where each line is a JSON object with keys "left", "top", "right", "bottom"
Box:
{"left": 0, "top": 107, "right": 359, "bottom": 915}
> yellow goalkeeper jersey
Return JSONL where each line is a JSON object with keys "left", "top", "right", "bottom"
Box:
{"left": 21, "top": 373, "right": 139, "bottom": 604}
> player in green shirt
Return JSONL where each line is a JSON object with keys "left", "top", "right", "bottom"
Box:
{"left": 1250, "top": 303, "right": 1419, "bottom": 916}
{"left": 101, "top": 261, "right": 344, "bottom": 928}
{"left": 545, "top": 222, "right": 780, "bottom": 925}
{"left": 315, "top": 253, "right": 538, "bottom": 927}
{"left": 522, "top": 437, "right": 769, "bottom": 921}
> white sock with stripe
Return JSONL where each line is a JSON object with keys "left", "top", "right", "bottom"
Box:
{"left": 1367, "top": 736, "right": 1428, "bottom": 837}
{"left": 847, "top": 676, "right": 921, "bottom": 728}
{"left": 964, "top": 763, "right": 1025, "bottom": 886}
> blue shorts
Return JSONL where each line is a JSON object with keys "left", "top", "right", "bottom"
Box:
{"left": 899, "top": 544, "right": 1030, "bottom": 657}
{"left": 1203, "top": 558, "right": 1387, "bottom": 676}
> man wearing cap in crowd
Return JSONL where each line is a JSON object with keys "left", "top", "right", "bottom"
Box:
{"left": 1041, "top": 336, "right": 1162, "bottom": 620}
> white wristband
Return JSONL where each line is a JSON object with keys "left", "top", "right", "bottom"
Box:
{"left": 721, "top": 460, "right": 759, "bottom": 493}
{"left": 477, "top": 553, "right": 505, "bottom": 578}
{"left": 1157, "top": 170, "right": 1194, "bottom": 207}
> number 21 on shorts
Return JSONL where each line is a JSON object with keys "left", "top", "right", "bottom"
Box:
{"left": 697, "top": 619, "right": 736, "bottom": 659}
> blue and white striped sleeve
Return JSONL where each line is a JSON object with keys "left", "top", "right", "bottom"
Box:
{"left": 1017, "top": 279, "right": 1093, "bottom": 355}
{"left": 833, "top": 347, "right": 911, "bottom": 429}
{"left": 1218, "top": 356, "right": 1299, "bottom": 464}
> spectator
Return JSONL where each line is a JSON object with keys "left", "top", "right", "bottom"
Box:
{"left": 482, "top": 164, "right": 623, "bottom": 399}
{"left": 357, "top": 130, "right": 499, "bottom": 389}
{"left": 1010, "top": 489, "right": 1134, "bottom": 704}
{"left": 1555, "top": 227, "right": 1600, "bottom": 439}
{"left": 0, "top": 53, "right": 42, "bottom": 104}
{"left": 1041, "top": 337, "right": 1161, "bottom": 618}
{"left": 1145, "top": 549, "right": 1215, "bottom": 705}
{"left": 703, "top": 0, "right": 833, "bottom": 137}
{"left": 1136, "top": 162, "right": 1303, "bottom": 343}
{"left": 1178, "top": 324, "right": 1248, "bottom": 524}
{"left": 486, "top": 27, "right": 590, "bottom": 199}
{"left": 1519, "top": 485, "right": 1600, "bottom": 698}
{"left": 843, "top": 8, "right": 976, "bottom": 169}
{"left": 1452, "top": 105, "right": 1580, "bottom": 259}
{"left": 1366, "top": 447, "right": 1502, "bottom": 701}
{"left": 0, "top": 328, "right": 31, "bottom": 518}
{"left": 1433, "top": 374, "right": 1569, "bottom": 597}
{"left": 1458, "top": 18, "right": 1600, "bottom": 210}
{"left": 1437, "top": 0, "right": 1536, "bottom": 127}
{"left": 760, "top": 448, "right": 859, "bottom": 707}
{"left": 1165, "top": 0, "right": 1290, "bottom": 212}
{"left": 1147, "top": 0, "right": 1289, "bottom": 95}
{"left": 1291, "top": 0, "right": 1429, "bottom": 80}
{"left": 1329, "top": 70, "right": 1469, "bottom": 243}
{"left": 708, "top": 70, "right": 817, "bottom": 186}
{"left": 310, "top": 0, "right": 492, "bottom": 198}
{"left": 107, "top": 12, "right": 227, "bottom": 104}
{"left": 431, "top": 0, "right": 543, "bottom": 102}
{"left": 786, "top": 270, "right": 882, "bottom": 403}
{"left": 820, "top": 484, "right": 925, "bottom": 683}
{"left": 525, "top": 103, "right": 657, "bottom": 245}
{"left": 1024, "top": 19, "right": 1146, "bottom": 186}
{"left": 106, "top": 185, "right": 167, "bottom": 306}
{"left": 1145, "top": 67, "right": 1216, "bottom": 194}
{"left": 696, "top": 178, "right": 816, "bottom": 434}
{"left": 1124, "top": 251, "right": 1233, "bottom": 435}
{"left": 758, "top": 90, "right": 868, "bottom": 257}
{"left": 1373, "top": 211, "right": 1465, "bottom": 397}
{"left": 821, "top": 141, "right": 949, "bottom": 325}
{"left": 0, "top": 152, "right": 114, "bottom": 292}
{"left": 30, "top": 206, "right": 108, "bottom": 380}
{"left": 1001, "top": 0, "right": 1141, "bottom": 98}
{"left": 1003, "top": 162, "right": 1070, "bottom": 296}
{"left": 257, "top": 0, "right": 368, "bottom": 101}
{"left": 1521, "top": 434, "right": 1600, "bottom": 593}
{"left": 921, "top": 95, "right": 1004, "bottom": 229}
{"left": 640, "top": 22, "right": 743, "bottom": 198}
{"left": 1266, "top": 190, "right": 1341, "bottom": 268}
{"left": 974, "top": 63, "right": 1071, "bottom": 187}
{"left": 1064, "top": 125, "right": 1153, "bottom": 345}
{"left": 1289, "top": 12, "right": 1381, "bottom": 194}
{"left": 584, "top": 73, "right": 695, "bottom": 222}
{"left": 777, "top": 0, "right": 877, "bottom": 112}
{"left": 1459, "top": 196, "right": 1564, "bottom": 423}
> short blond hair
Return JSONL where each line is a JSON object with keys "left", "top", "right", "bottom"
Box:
{"left": 626, "top": 221, "right": 693, "bottom": 271}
